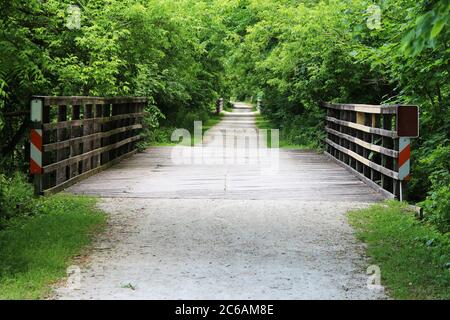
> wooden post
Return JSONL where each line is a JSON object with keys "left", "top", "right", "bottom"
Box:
{"left": 83, "top": 104, "right": 93, "bottom": 172}
{"left": 101, "top": 103, "right": 111, "bottom": 164}
{"left": 56, "top": 105, "right": 67, "bottom": 185}
{"left": 30, "top": 98, "right": 44, "bottom": 195}
{"left": 94, "top": 104, "right": 103, "bottom": 168}
{"left": 70, "top": 105, "right": 81, "bottom": 178}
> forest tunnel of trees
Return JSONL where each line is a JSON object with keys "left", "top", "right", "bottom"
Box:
{"left": 0, "top": 0, "right": 448, "bottom": 232}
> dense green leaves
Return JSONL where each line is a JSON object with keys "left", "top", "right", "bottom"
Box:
{"left": 222, "top": 0, "right": 448, "bottom": 232}
{"left": 0, "top": 0, "right": 448, "bottom": 232}
{"left": 401, "top": 0, "right": 450, "bottom": 56}
{"left": 0, "top": 0, "right": 231, "bottom": 168}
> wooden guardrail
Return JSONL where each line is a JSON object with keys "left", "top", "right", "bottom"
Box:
{"left": 323, "top": 103, "right": 419, "bottom": 200}
{"left": 30, "top": 96, "right": 146, "bottom": 195}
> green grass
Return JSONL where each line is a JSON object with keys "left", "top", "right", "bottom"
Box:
{"left": 348, "top": 200, "right": 450, "bottom": 300}
{"left": 255, "top": 114, "right": 310, "bottom": 149}
{"left": 0, "top": 194, "right": 106, "bottom": 299}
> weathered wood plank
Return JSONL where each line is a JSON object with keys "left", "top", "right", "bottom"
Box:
{"left": 326, "top": 116, "right": 397, "bottom": 138}
{"left": 43, "top": 149, "right": 138, "bottom": 195}
{"left": 325, "top": 127, "right": 398, "bottom": 158}
{"left": 322, "top": 102, "right": 397, "bottom": 114}
{"left": 42, "top": 113, "right": 144, "bottom": 130}
{"left": 43, "top": 135, "right": 141, "bottom": 172}
{"left": 43, "top": 124, "right": 142, "bottom": 152}
{"left": 34, "top": 96, "right": 147, "bottom": 106}
{"left": 325, "top": 138, "right": 399, "bottom": 179}
{"left": 324, "top": 151, "right": 395, "bottom": 199}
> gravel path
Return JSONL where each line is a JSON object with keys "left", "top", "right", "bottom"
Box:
{"left": 54, "top": 103, "right": 386, "bottom": 299}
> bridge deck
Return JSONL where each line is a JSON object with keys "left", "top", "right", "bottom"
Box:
{"left": 66, "top": 104, "right": 383, "bottom": 202}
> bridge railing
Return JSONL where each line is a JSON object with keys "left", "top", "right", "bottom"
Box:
{"left": 322, "top": 103, "right": 419, "bottom": 200}
{"left": 30, "top": 96, "right": 146, "bottom": 195}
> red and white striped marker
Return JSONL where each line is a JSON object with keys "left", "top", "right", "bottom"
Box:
{"left": 30, "top": 99, "right": 43, "bottom": 175}
{"left": 398, "top": 137, "right": 410, "bottom": 181}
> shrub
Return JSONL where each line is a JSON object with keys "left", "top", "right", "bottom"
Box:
{"left": 0, "top": 173, "right": 34, "bottom": 226}
{"left": 137, "top": 103, "right": 167, "bottom": 150}
{"left": 421, "top": 184, "right": 450, "bottom": 234}
{"left": 282, "top": 113, "right": 325, "bottom": 150}
{"left": 174, "top": 108, "right": 210, "bottom": 131}
{"left": 417, "top": 145, "right": 450, "bottom": 234}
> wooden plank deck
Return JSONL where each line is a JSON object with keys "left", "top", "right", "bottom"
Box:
{"left": 66, "top": 103, "right": 384, "bottom": 202}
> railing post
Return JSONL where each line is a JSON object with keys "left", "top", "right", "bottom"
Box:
{"left": 216, "top": 98, "right": 224, "bottom": 114}
{"left": 30, "top": 98, "right": 44, "bottom": 195}
{"left": 397, "top": 137, "right": 411, "bottom": 201}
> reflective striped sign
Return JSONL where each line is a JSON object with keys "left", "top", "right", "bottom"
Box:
{"left": 398, "top": 137, "right": 410, "bottom": 181}
{"left": 30, "top": 99, "right": 43, "bottom": 175}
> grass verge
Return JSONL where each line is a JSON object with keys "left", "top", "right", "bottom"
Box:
{"left": 348, "top": 200, "right": 450, "bottom": 300}
{"left": 0, "top": 194, "right": 106, "bottom": 299}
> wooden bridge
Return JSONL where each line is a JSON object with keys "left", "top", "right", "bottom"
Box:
{"left": 30, "top": 96, "right": 418, "bottom": 201}
{"left": 28, "top": 96, "right": 418, "bottom": 299}
{"left": 64, "top": 109, "right": 384, "bottom": 202}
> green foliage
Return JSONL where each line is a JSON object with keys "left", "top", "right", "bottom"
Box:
{"left": 256, "top": 113, "right": 323, "bottom": 149}
{"left": 138, "top": 126, "right": 178, "bottom": 148}
{"left": 401, "top": 0, "right": 450, "bottom": 56}
{"left": 418, "top": 145, "right": 450, "bottom": 233}
{"left": 137, "top": 102, "right": 167, "bottom": 150}
{"left": 225, "top": 0, "right": 385, "bottom": 148}
{"left": 0, "top": 0, "right": 232, "bottom": 169}
{"left": 348, "top": 201, "right": 450, "bottom": 299}
{"left": 0, "top": 0, "right": 448, "bottom": 234}
{"left": 224, "top": 0, "right": 449, "bottom": 232}
{"left": 421, "top": 184, "right": 450, "bottom": 234}
{"left": 0, "top": 194, "right": 105, "bottom": 299}
{"left": 173, "top": 108, "right": 211, "bottom": 133}
{"left": 223, "top": 100, "right": 234, "bottom": 112}
{"left": 0, "top": 173, "right": 35, "bottom": 225}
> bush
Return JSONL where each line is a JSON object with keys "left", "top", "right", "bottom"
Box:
{"left": 223, "top": 100, "right": 234, "bottom": 111}
{"left": 138, "top": 126, "right": 178, "bottom": 149}
{"left": 415, "top": 145, "right": 450, "bottom": 234}
{"left": 281, "top": 113, "right": 325, "bottom": 150}
{"left": 0, "top": 173, "right": 34, "bottom": 226}
{"left": 421, "top": 184, "right": 450, "bottom": 234}
{"left": 137, "top": 103, "right": 167, "bottom": 151}
{"left": 174, "top": 107, "right": 210, "bottom": 131}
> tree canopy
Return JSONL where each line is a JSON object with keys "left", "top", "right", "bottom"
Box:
{"left": 0, "top": 0, "right": 448, "bottom": 229}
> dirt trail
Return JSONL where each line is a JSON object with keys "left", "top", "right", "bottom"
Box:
{"left": 54, "top": 103, "right": 386, "bottom": 299}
